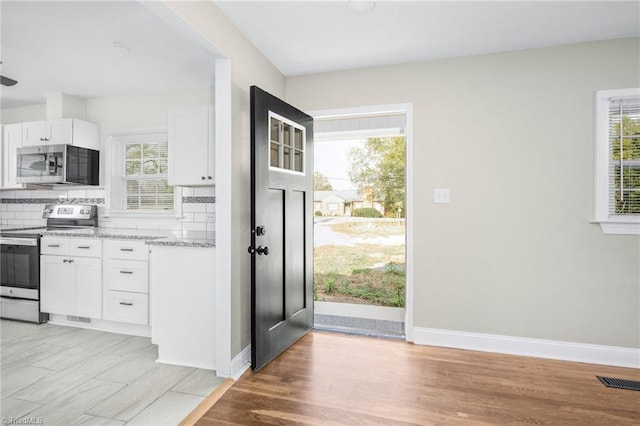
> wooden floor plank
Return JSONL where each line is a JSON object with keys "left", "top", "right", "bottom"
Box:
{"left": 197, "top": 331, "right": 640, "bottom": 425}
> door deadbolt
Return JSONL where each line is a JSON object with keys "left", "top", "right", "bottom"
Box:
{"left": 256, "top": 226, "right": 266, "bottom": 236}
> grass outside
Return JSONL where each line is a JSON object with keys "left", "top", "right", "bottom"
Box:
{"left": 314, "top": 219, "right": 406, "bottom": 307}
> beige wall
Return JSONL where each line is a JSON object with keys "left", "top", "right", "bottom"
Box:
{"left": 287, "top": 38, "right": 640, "bottom": 349}
{"left": 164, "top": 1, "right": 286, "bottom": 357}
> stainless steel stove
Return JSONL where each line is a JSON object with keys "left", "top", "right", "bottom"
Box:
{"left": 0, "top": 204, "right": 98, "bottom": 323}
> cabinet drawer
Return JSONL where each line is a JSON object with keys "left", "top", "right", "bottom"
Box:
{"left": 104, "top": 291, "right": 148, "bottom": 325}
{"left": 41, "top": 238, "right": 70, "bottom": 255}
{"left": 106, "top": 240, "right": 148, "bottom": 261}
{"left": 106, "top": 260, "right": 148, "bottom": 293}
{"left": 69, "top": 239, "right": 102, "bottom": 257}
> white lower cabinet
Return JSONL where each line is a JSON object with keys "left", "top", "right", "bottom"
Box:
{"left": 41, "top": 238, "right": 102, "bottom": 318}
{"left": 150, "top": 245, "right": 215, "bottom": 370}
{"left": 103, "top": 291, "right": 149, "bottom": 325}
{"left": 103, "top": 240, "right": 149, "bottom": 325}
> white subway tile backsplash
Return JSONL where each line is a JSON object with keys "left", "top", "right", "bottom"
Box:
{"left": 178, "top": 212, "right": 195, "bottom": 222}
{"left": 183, "top": 204, "right": 206, "bottom": 213}
{"left": 1, "top": 186, "right": 214, "bottom": 233}
{"left": 67, "top": 190, "right": 87, "bottom": 198}
{"left": 181, "top": 222, "right": 207, "bottom": 232}
{"left": 193, "top": 213, "right": 209, "bottom": 223}
{"left": 86, "top": 189, "right": 105, "bottom": 198}
{"left": 193, "top": 187, "right": 215, "bottom": 197}
{"left": 22, "top": 204, "right": 43, "bottom": 212}
{"left": 15, "top": 191, "right": 32, "bottom": 199}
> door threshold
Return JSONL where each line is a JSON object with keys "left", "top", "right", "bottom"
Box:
{"left": 314, "top": 313, "right": 405, "bottom": 340}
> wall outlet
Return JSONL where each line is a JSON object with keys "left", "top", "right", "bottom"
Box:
{"left": 434, "top": 188, "right": 450, "bottom": 204}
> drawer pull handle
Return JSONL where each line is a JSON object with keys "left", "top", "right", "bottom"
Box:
{"left": 120, "top": 248, "right": 134, "bottom": 252}
{"left": 120, "top": 271, "right": 133, "bottom": 275}
{"left": 77, "top": 246, "right": 91, "bottom": 249}
{"left": 119, "top": 302, "right": 134, "bottom": 306}
{"left": 48, "top": 244, "right": 60, "bottom": 247}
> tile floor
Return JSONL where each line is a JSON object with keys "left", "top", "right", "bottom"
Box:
{"left": 0, "top": 320, "right": 225, "bottom": 425}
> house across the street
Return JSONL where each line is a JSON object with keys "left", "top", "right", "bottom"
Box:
{"left": 314, "top": 189, "right": 385, "bottom": 216}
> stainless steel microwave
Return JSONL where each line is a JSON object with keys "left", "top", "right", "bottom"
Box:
{"left": 16, "top": 144, "right": 99, "bottom": 185}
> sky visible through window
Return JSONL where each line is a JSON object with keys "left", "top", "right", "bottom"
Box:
{"left": 314, "top": 139, "right": 364, "bottom": 190}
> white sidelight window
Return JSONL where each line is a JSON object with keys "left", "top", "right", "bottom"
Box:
{"left": 594, "top": 88, "right": 640, "bottom": 235}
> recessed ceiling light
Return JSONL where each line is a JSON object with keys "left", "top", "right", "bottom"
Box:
{"left": 112, "top": 42, "right": 130, "bottom": 57}
{"left": 348, "top": 0, "right": 375, "bottom": 13}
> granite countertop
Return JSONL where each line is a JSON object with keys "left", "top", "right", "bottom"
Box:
{"left": 41, "top": 227, "right": 215, "bottom": 248}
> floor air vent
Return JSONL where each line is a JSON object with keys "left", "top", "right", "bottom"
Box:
{"left": 597, "top": 376, "right": 640, "bottom": 391}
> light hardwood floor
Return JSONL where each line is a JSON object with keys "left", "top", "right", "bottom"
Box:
{"left": 0, "top": 320, "right": 225, "bottom": 425}
{"left": 197, "top": 331, "right": 640, "bottom": 425}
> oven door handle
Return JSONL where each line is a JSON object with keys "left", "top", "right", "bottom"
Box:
{"left": 0, "top": 238, "right": 38, "bottom": 246}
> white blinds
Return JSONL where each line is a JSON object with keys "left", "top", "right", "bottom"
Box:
{"left": 315, "top": 113, "right": 406, "bottom": 141}
{"left": 608, "top": 97, "right": 640, "bottom": 215}
{"left": 123, "top": 141, "right": 173, "bottom": 211}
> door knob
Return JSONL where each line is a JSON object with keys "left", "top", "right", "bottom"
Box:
{"left": 256, "top": 246, "right": 269, "bottom": 255}
{"left": 247, "top": 246, "right": 255, "bottom": 254}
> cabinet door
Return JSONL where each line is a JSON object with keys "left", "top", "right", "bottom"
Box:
{"left": 2, "top": 123, "right": 23, "bottom": 189}
{"left": 40, "top": 256, "right": 74, "bottom": 315}
{"left": 74, "top": 257, "right": 102, "bottom": 318}
{"left": 47, "top": 118, "right": 73, "bottom": 145}
{"left": 22, "top": 121, "right": 47, "bottom": 146}
{"left": 168, "top": 105, "right": 213, "bottom": 186}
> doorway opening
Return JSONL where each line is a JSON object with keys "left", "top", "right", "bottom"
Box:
{"left": 311, "top": 106, "right": 411, "bottom": 339}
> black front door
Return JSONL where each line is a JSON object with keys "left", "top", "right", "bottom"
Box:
{"left": 250, "top": 86, "right": 314, "bottom": 371}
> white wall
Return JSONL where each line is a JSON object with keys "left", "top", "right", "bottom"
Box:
{"left": 163, "top": 1, "right": 286, "bottom": 358}
{"left": 286, "top": 38, "right": 640, "bottom": 349}
{"left": 1, "top": 104, "right": 47, "bottom": 124}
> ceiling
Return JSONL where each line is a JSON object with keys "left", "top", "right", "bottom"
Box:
{"left": 215, "top": 1, "right": 640, "bottom": 76}
{"left": 0, "top": 1, "right": 216, "bottom": 109}
{"left": 1, "top": 1, "right": 638, "bottom": 110}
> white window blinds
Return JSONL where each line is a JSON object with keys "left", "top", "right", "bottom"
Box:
{"left": 608, "top": 97, "right": 640, "bottom": 215}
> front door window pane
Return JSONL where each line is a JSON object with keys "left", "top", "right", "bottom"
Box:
{"left": 269, "top": 113, "right": 305, "bottom": 174}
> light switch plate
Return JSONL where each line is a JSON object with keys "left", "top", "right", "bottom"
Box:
{"left": 434, "top": 188, "right": 450, "bottom": 204}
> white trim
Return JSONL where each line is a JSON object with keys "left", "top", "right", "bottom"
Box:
{"left": 309, "top": 103, "right": 414, "bottom": 342}
{"left": 155, "top": 358, "right": 215, "bottom": 371}
{"left": 214, "top": 58, "right": 233, "bottom": 378}
{"left": 105, "top": 127, "right": 178, "bottom": 217}
{"left": 268, "top": 110, "right": 306, "bottom": 176}
{"left": 591, "top": 220, "right": 640, "bottom": 235}
{"left": 315, "top": 301, "right": 404, "bottom": 322}
{"left": 593, "top": 88, "right": 640, "bottom": 235}
{"left": 230, "top": 345, "right": 252, "bottom": 380}
{"left": 413, "top": 327, "right": 640, "bottom": 369}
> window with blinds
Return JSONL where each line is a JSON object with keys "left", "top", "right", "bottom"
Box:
{"left": 609, "top": 97, "right": 640, "bottom": 215}
{"left": 122, "top": 140, "right": 173, "bottom": 211}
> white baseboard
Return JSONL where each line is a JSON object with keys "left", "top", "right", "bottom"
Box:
{"left": 155, "top": 358, "right": 215, "bottom": 371}
{"left": 413, "top": 327, "right": 640, "bottom": 369}
{"left": 230, "top": 345, "right": 251, "bottom": 380}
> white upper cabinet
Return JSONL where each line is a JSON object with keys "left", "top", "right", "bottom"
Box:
{"left": 168, "top": 105, "right": 214, "bottom": 186}
{"left": 2, "top": 123, "right": 24, "bottom": 189}
{"left": 22, "top": 118, "right": 99, "bottom": 149}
